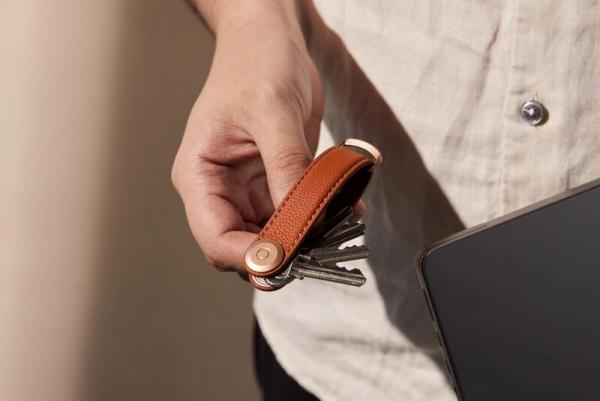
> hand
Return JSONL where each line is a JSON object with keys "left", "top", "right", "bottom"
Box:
{"left": 171, "top": 2, "right": 323, "bottom": 273}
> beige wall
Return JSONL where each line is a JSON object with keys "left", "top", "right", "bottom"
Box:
{"left": 1, "top": 1, "right": 259, "bottom": 400}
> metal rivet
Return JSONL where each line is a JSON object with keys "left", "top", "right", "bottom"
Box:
{"left": 244, "top": 239, "right": 284, "bottom": 274}
{"left": 520, "top": 100, "right": 546, "bottom": 126}
{"left": 256, "top": 248, "right": 270, "bottom": 260}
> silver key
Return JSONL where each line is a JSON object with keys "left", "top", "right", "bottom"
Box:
{"left": 321, "top": 207, "right": 355, "bottom": 238}
{"left": 306, "top": 244, "right": 370, "bottom": 264}
{"left": 290, "top": 259, "right": 366, "bottom": 287}
{"left": 265, "top": 245, "right": 370, "bottom": 288}
{"left": 317, "top": 222, "right": 365, "bottom": 248}
{"left": 263, "top": 263, "right": 295, "bottom": 288}
{"left": 307, "top": 206, "right": 354, "bottom": 242}
{"left": 263, "top": 208, "right": 370, "bottom": 289}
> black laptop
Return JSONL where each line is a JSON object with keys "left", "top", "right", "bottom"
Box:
{"left": 418, "top": 179, "right": 600, "bottom": 401}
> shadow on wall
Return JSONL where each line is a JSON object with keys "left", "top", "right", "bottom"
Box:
{"left": 82, "top": 2, "right": 259, "bottom": 400}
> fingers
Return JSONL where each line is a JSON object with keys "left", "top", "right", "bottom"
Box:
{"left": 181, "top": 185, "right": 257, "bottom": 272}
{"left": 172, "top": 24, "right": 323, "bottom": 275}
{"left": 174, "top": 119, "right": 313, "bottom": 273}
{"left": 173, "top": 97, "right": 315, "bottom": 273}
{"left": 253, "top": 112, "right": 313, "bottom": 207}
{"left": 303, "top": 54, "right": 324, "bottom": 153}
{"left": 171, "top": 144, "right": 259, "bottom": 272}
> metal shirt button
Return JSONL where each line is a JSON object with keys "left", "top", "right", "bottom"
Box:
{"left": 520, "top": 100, "right": 546, "bottom": 126}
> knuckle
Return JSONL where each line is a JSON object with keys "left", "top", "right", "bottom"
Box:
{"left": 204, "top": 255, "right": 234, "bottom": 273}
{"left": 271, "top": 148, "right": 312, "bottom": 173}
{"left": 204, "top": 253, "right": 220, "bottom": 268}
{"left": 202, "top": 245, "right": 222, "bottom": 269}
{"left": 258, "top": 80, "right": 289, "bottom": 103}
{"left": 200, "top": 239, "right": 235, "bottom": 272}
{"left": 258, "top": 80, "right": 308, "bottom": 121}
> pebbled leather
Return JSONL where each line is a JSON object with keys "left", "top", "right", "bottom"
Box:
{"left": 245, "top": 143, "right": 375, "bottom": 282}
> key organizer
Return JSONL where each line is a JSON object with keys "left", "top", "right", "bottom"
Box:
{"left": 244, "top": 139, "right": 382, "bottom": 291}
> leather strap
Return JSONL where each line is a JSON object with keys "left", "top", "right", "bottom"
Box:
{"left": 244, "top": 141, "right": 377, "bottom": 281}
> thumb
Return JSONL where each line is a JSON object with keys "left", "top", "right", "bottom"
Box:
{"left": 255, "top": 130, "right": 313, "bottom": 207}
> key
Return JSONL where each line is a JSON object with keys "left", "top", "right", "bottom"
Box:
{"left": 306, "top": 244, "right": 370, "bottom": 264}
{"left": 263, "top": 264, "right": 295, "bottom": 288}
{"left": 306, "top": 206, "right": 354, "bottom": 244}
{"left": 316, "top": 222, "right": 365, "bottom": 248}
{"left": 264, "top": 244, "right": 370, "bottom": 288}
{"left": 290, "top": 259, "right": 366, "bottom": 287}
{"left": 321, "top": 206, "right": 355, "bottom": 238}
{"left": 261, "top": 208, "right": 371, "bottom": 290}
{"left": 246, "top": 139, "right": 381, "bottom": 291}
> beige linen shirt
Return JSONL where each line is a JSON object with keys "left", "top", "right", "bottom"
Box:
{"left": 255, "top": 1, "right": 600, "bottom": 400}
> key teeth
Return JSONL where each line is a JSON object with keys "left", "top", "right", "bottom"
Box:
{"left": 316, "top": 222, "right": 366, "bottom": 248}
{"left": 346, "top": 245, "right": 370, "bottom": 256}
{"left": 287, "top": 209, "right": 371, "bottom": 288}
{"left": 336, "top": 265, "right": 362, "bottom": 274}
{"left": 290, "top": 260, "right": 367, "bottom": 287}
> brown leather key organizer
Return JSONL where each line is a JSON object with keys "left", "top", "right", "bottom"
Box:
{"left": 244, "top": 139, "right": 382, "bottom": 291}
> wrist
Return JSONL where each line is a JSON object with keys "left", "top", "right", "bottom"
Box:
{"left": 197, "top": 0, "right": 300, "bottom": 36}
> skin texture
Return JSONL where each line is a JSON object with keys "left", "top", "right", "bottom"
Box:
{"left": 172, "top": 1, "right": 324, "bottom": 272}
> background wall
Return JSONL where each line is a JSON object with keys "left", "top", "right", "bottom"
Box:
{"left": 1, "top": 1, "right": 259, "bottom": 400}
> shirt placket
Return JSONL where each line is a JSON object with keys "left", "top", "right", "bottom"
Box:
{"left": 499, "top": 0, "right": 568, "bottom": 214}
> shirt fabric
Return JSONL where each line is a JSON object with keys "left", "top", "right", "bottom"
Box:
{"left": 254, "top": 1, "right": 600, "bottom": 400}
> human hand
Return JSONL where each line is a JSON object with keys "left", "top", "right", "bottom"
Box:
{"left": 172, "top": 1, "right": 323, "bottom": 273}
